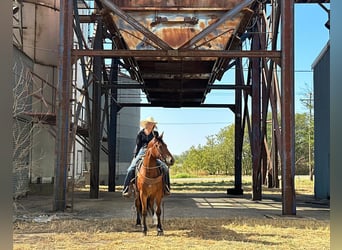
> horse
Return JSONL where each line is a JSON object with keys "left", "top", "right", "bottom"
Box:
{"left": 133, "top": 132, "right": 174, "bottom": 236}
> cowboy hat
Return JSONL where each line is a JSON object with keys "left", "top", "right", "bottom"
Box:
{"left": 140, "top": 116, "right": 158, "bottom": 127}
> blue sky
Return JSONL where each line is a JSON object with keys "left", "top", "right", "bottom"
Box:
{"left": 141, "top": 4, "right": 330, "bottom": 155}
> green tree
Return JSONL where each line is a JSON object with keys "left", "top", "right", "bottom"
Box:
{"left": 215, "top": 125, "right": 235, "bottom": 175}
{"left": 295, "top": 113, "right": 314, "bottom": 175}
{"left": 182, "top": 145, "right": 208, "bottom": 175}
{"left": 300, "top": 90, "right": 314, "bottom": 179}
{"left": 179, "top": 111, "right": 313, "bottom": 178}
{"left": 242, "top": 126, "right": 252, "bottom": 175}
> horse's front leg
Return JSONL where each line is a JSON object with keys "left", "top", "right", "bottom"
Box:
{"left": 136, "top": 211, "right": 141, "bottom": 226}
{"left": 140, "top": 195, "right": 148, "bottom": 236}
{"left": 134, "top": 195, "right": 141, "bottom": 226}
{"left": 155, "top": 199, "right": 163, "bottom": 236}
{"left": 133, "top": 187, "right": 142, "bottom": 226}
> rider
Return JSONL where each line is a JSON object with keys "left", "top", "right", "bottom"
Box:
{"left": 122, "top": 116, "right": 171, "bottom": 197}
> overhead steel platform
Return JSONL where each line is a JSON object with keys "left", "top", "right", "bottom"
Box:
{"left": 98, "top": 0, "right": 254, "bottom": 107}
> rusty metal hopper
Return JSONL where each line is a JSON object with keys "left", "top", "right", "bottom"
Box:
{"left": 100, "top": 0, "right": 254, "bottom": 107}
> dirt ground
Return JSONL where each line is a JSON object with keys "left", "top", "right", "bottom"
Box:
{"left": 13, "top": 187, "right": 329, "bottom": 222}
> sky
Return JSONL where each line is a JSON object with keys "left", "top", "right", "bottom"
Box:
{"left": 141, "top": 4, "right": 330, "bottom": 155}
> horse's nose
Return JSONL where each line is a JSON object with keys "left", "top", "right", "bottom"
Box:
{"left": 168, "top": 156, "right": 175, "bottom": 166}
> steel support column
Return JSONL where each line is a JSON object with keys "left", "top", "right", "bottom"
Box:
{"left": 281, "top": 0, "right": 296, "bottom": 215}
{"left": 259, "top": 9, "right": 268, "bottom": 186}
{"left": 227, "top": 58, "right": 244, "bottom": 195}
{"left": 251, "top": 25, "right": 262, "bottom": 201}
{"left": 108, "top": 58, "right": 119, "bottom": 192}
{"left": 54, "top": 0, "right": 73, "bottom": 211}
{"left": 89, "top": 21, "right": 103, "bottom": 199}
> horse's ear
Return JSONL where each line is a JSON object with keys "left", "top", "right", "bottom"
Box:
{"left": 159, "top": 132, "right": 164, "bottom": 139}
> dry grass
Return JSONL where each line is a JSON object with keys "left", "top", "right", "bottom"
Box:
{"left": 14, "top": 217, "right": 329, "bottom": 250}
{"left": 13, "top": 176, "right": 329, "bottom": 249}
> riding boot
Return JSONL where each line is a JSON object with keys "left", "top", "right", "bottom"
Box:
{"left": 163, "top": 173, "right": 171, "bottom": 196}
{"left": 122, "top": 168, "right": 135, "bottom": 197}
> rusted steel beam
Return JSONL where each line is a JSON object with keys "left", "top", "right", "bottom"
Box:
{"left": 72, "top": 49, "right": 281, "bottom": 58}
{"left": 141, "top": 73, "right": 212, "bottom": 80}
{"left": 111, "top": 0, "right": 249, "bottom": 9}
{"left": 118, "top": 102, "right": 235, "bottom": 109}
{"left": 100, "top": 0, "right": 172, "bottom": 50}
{"left": 89, "top": 21, "right": 103, "bottom": 199}
{"left": 107, "top": 58, "right": 118, "bottom": 192}
{"left": 251, "top": 29, "right": 262, "bottom": 201}
{"left": 270, "top": 71, "right": 282, "bottom": 154}
{"left": 54, "top": 0, "right": 73, "bottom": 212}
{"left": 294, "top": 0, "right": 329, "bottom": 3}
{"left": 102, "top": 83, "right": 252, "bottom": 90}
{"left": 264, "top": 0, "right": 329, "bottom": 3}
{"left": 78, "top": 14, "right": 101, "bottom": 23}
{"left": 281, "top": 0, "right": 296, "bottom": 215}
{"left": 260, "top": 1, "right": 282, "bottom": 190}
{"left": 179, "top": 0, "right": 255, "bottom": 49}
{"left": 100, "top": 8, "right": 144, "bottom": 83}
{"left": 228, "top": 57, "right": 244, "bottom": 195}
{"left": 259, "top": 14, "right": 269, "bottom": 187}
{"left": 210, "top": 7, "right": 254, "bottom": 84}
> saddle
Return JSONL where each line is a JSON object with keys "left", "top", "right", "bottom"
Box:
{"left": 132, "top": 158, "right": 164, "bottom": 189}
{"left": 135, "top": 157, "right": 163, "bottom": 178}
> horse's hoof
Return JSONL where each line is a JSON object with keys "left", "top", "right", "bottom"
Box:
{"left": 157, "top": 228, "right": 164, "bottom": 236}
{"left": 143, "top": 231, "right": 147, "bottom": 236}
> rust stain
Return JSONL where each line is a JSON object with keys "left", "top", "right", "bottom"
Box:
{"left": 155, "top": 28, "right": 195, "bottom": 48}
{"left": 112, "top": 0, "right": 246, "bottom": 9}
{"left": 108, "top": 3, "right": 250, "bottom": 50}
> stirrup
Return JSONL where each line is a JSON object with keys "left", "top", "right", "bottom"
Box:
{"left": 164, "top": 185, "right": 170, "bottom": 196}
{"left": 122, "top": 186, "right": 131, "bottom": 198}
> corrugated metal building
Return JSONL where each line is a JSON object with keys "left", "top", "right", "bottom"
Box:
{"left": 312, "top": 41, "right": 330, "bottom": 200}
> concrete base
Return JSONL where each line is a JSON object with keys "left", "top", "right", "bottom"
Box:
{"left": 29, "top": 183, "right": 54, "bottom": 195}
{"left": 227, "top": 188, "right": 243, "bottom": 195}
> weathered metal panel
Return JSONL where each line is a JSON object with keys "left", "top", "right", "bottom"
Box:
{"left": 24, "top": 0, "right": 60, "bottom": 9}
{"left": 112, "top": 0, "right": 245, "bottom": 9}
{"left": 313, "top": 44, "right": 330, "bottom": 199}
{"left": 31, "top": 125, "right": 56, "bottom": 181}
{"left": 111, "top": 10, "right": 247, "bottom": 50}
{"left": 22, "top": 3, "right": 36, "bottom": 59}
{"left": 35, "top": 5, "right": 60, "bottom": 66}
{"left": 22, "top": 2, "right": 60, "bottom": 66}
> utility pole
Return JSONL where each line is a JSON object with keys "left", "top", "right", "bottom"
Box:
{"left": 308, "top": 92, "right": 313, "bottom": 181}
{"left": 300, "top": 91, "right": 313, "bottom": 181}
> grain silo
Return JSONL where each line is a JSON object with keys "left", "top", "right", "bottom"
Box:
{"left": 12, "top": 0, "right": 140, "bottom": 197}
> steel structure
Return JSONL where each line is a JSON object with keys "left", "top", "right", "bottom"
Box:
{"left": 53, "top": 0, "right": 330, "bottom": 215}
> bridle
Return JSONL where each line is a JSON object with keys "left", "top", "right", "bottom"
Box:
{"left": 151, "top": 139, "right": 168, "bottom": 163}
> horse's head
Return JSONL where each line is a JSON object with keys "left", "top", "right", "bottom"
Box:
{"left": 148, "top": 132, "right": 175, "bottom": 166}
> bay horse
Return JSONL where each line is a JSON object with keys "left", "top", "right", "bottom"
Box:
{"left": 134, "top": 132, "right": 174, "bottom": 236}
